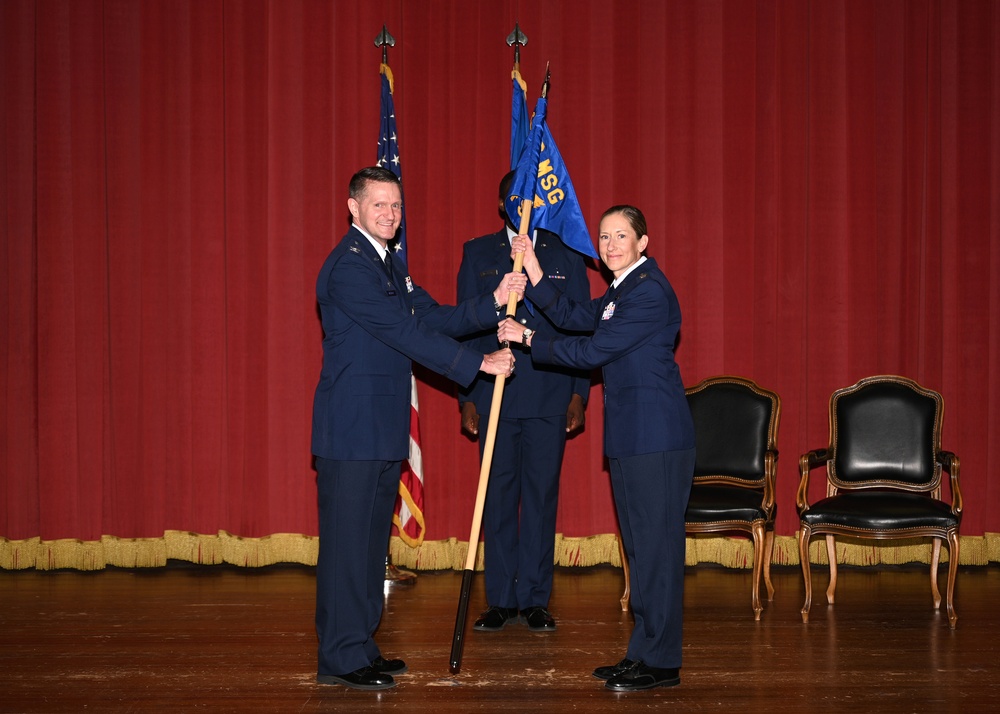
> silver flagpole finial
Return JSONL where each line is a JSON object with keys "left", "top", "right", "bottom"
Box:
{"left": 506, "top": 23, "right": 528, "bottom": 65}
{"left": 375, "top": 25, "right": 396, "bottom": 63}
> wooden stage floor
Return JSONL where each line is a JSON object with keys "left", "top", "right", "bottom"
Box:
{"left": 1, "top": 563, "right": 997, "bottom": 713}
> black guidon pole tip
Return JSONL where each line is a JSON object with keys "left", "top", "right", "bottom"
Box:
{"left": 449, "top": 569, "right": 475, "bottom": 672}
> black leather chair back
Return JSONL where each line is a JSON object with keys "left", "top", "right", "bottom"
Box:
{"left": 687, "top": 381, "right": 774, "bottom": 482}
{"left": 832, "top": 379, "right": 941, "bottom": 488}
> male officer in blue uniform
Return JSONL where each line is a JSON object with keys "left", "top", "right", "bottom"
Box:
{"left": 311, "top": 166, "right": 525, "bottom": 690}
{"left": 457, "top": 170, "right": 592, "bottom": 633}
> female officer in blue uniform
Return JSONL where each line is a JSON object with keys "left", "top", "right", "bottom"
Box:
{"left": 499, "top": 205, "right": 695, "bottom": 692}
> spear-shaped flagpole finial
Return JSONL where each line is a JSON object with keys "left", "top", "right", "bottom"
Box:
{"left": 541, "top": 62, "right": 551, "bottom": 98}
{"left": 506, "top": 23, "right": 528, "bottom": 66}
{"left": 375, "top": 24, "right": 396, "bottom": 64}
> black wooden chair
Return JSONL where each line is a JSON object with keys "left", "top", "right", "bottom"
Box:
{"left": 796, "top": 375, "right": 963, "bottom": 628}
{"left": 619, "top": 375, "right": 780, "bottom": 619}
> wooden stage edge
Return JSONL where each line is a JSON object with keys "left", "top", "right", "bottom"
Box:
{"left": 2, "top": 563, "right": 998, "bottom": 713}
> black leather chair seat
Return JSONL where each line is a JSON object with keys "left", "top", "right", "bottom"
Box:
{"left": 802, "top": 491, "right": 959, "bottom": 531}
{"left": 685, "top": 484, "right": 767, "bottom": 524}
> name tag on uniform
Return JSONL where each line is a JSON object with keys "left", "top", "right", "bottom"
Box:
{"left": 602, "top": 301, "right": 616, "bottom": 320}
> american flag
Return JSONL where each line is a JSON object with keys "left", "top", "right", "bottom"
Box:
{"left": 378, "top": 62, "right": 425, "bottom": 547}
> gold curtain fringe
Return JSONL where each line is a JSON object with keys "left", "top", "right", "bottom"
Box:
{"left": 390, "top": 535, "right": 478, "bottom": 571}
{"left": 2, "top": 531, "right": 998, "bottom": 571}
{"left": 555, "top": 533, "right": 624, "bottom": 567}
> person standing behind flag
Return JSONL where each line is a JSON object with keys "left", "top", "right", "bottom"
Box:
{"left": 312, "top": 166, "right": 526, "bottom": 691}
{"left": 499, "top": 205, "right": 695, "bottom": 691}
{"left": 457, "top": 170, "right": 591, "bottom": 634}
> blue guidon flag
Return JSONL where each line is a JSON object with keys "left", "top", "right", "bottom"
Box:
{"left": 510, "top": 66, "right": 530, "bottom": 170}
{"left": 505, "top": 95, "right": 598, "bottom": 260}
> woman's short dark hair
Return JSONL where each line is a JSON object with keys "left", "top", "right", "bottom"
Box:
{"left": 601, "top": 204, "right": 647, "bottom": 238}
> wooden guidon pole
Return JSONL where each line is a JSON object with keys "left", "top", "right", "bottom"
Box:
{"left": 448, "top": 198, "right": 532, "bottom": 672}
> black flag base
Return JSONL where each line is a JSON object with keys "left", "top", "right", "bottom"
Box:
{"left": 449, "top": 568, "right": 475, "bottom": 672}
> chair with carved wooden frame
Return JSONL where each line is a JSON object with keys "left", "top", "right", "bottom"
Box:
{"left": 796, "top": 375, "right": 963, "bottom": 628}
{"left": 618, "top": 375, "right": 780, "bottom": 620}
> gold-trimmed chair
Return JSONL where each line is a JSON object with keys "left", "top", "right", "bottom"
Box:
{"left": 796, "top": 375, "right": 963, "bottom": 628}
{"left": 619, "top": 375, "right": 780, "bottom": 620}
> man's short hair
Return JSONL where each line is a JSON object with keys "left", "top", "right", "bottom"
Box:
{"left": 349, "top": 166, "right": 401, "bottom": 200}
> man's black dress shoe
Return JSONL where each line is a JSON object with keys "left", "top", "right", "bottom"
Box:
{"left": 316, "top": 665, "right": 396, "bottom": 690}
{"left": 593, "top": 657, "right": 637, "bottom": 681}
{"left": 473, "top": 606, "right": 519, "bottom": 631}
{"left": 520, "top": 606, "right": 556, "bottom": 631}
{"left": 371, "top": 656, "right": 407, "bottom": 675}
{"left": 605, "top": 662, "right": 680, "bottom": 691}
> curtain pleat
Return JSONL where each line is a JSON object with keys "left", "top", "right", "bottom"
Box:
{"left": 2, "top": 0, "right": 998, "bottom": 559}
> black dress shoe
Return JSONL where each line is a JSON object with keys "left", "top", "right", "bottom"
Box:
{"left": 520, "top": 606, "right": 556, "bottom": 631}
{"left": 605, "top": 662, "right": 680, "bottom": 691}
{"left": 316, "top": 665, "right": 396, "bottom": 690}
{"left": 371, "top": 656, "right": 407, "bottom": 675}
{"left": 473, "top": 605, "right": 519, "bottom": 631}
{"left": 593, "top": 657, "right": 637, "bottom": 681}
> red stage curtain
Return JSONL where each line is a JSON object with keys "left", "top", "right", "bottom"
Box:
{"left": 2, "top": 1, "right": 998, "bottom": 555}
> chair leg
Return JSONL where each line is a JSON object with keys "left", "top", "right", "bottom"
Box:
{"left": 750, "top": 521, "right": 765, "bottom": 620}
{"left": 825, "top": 535, "right": 838, "bottom": 604}
{"left": 617, "top": 535, "right": 630, "bottom": 612}
{"left": 930, "top": 537, "right": 943, "bottom": 609}
{"left": 763, "top": 528, "right": 775, "bottom": 601}
{"left": 798, "top": 526, "right": 813, "bottom": 623}
{"left": 945, "top": 530, "right": 959, "bottom": 629}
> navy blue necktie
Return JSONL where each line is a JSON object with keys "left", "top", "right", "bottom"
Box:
{"left": 383, "top": 252, "right": 394, "bottom": 282}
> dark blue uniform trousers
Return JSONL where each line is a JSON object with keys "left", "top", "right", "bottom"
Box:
{"left": 315, "top": 456, "right": 400, "bottom": 676}
{"left": 481, "top": 414, "right": 566, "bottom": 609}
{"left": 610, "top": 448, "right": 695, "bottom": 669}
